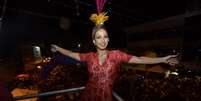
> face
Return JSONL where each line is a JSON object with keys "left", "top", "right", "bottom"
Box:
{"left": 93, "top": 29, "right": 109, "bottom": 50}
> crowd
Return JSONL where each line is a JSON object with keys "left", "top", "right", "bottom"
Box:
{"left": 4, "top": 60, "right": 201, "bottom": 101}
{"left": 36, "top": 67, "right": 201, "bottom": 101}
{"left": 115, "top": 71, "right": 201, "bottom": 101}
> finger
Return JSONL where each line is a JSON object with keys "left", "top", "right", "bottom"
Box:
{"left": 168, "top": 58, "right": 178, "bottom": 61}
{"left": 170, "top": 64, "right": 176, "bottom": 66}
{"left": 51, "top": 44, "right": 56, "bottom": 47}
{"left": 51, "top": 44, "right": 58, "bottom": 50}
{"left": 170, "top": 62, "right": 178, "bottom": 65}
{"left": 168, "top": 61, "right": 178, "bottom": 65}
{"left": 168, "top": 62, "right": 177, "bottom": 66}
{"left": 50, "top": 47, "right": 57, "bottom": 52}
{"left": 169, "top": 55, "right": 178, "bottom": 58}
{"left": 166, "top": 58, "right": 178, "bottom": 63}
{"left": 168, "top": 60, "right": 178, "bottom": 64}
{"left": 50, "top": 48, "right": 55, "bottom": 51}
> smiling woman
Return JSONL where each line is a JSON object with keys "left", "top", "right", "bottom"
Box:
{"left": 49, "top": 0, "right": 178, "bottom": 100}
{"left": 50, "top": 24, "right": 178, "bottom": 101}
{"left": 92, "top": 26, "right": 109, "bottom": 50}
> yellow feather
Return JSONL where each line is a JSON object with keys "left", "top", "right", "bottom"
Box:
{"left": 90, "top": 12, "right": 109, "bottom": 25}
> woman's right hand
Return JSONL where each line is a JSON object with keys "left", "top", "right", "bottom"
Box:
{"left": 51, "top": 44, "right": 59, "bottom": 52}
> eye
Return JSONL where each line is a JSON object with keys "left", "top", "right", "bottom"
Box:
{"left": 104, "top": 35, "right": 108, "bottom": 38}
{"left": 96, "top": 36, "right": 101, "bottom": 39}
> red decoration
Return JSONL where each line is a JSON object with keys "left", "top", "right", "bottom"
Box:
{"left": 96, "top": 0, "right": 107, "bottom": 14}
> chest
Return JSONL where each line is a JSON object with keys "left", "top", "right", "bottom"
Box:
{"left": 87, "top": 56, "right": 120, "bottom": 74}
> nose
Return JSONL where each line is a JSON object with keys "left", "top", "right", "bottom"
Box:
{"left": 101, "top": 38, "right": 107, "bottom": 43}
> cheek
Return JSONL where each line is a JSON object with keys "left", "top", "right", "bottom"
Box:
{"left": 95, "top": 39, "right": 101, "bottom": 43}
{"left": 104, "top": 38, "right": 109, "bottom": 43}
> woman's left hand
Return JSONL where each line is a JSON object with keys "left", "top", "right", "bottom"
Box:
{"left": 163, "top": 55, "right": 179, "bottom": 66}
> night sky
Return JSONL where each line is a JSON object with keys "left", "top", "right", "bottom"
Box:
{"left": 0, "top": 0, "right": 200, "bottom": 60}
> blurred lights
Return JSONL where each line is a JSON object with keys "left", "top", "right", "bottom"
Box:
{"left": 43, "top": 57, "right": 51, "bottom": 63}
{"left": 37, "top": 66, "right": 42, "bottom": 69}
{"left": 78, "top": 44, "right": 81, "bottom": 48}
{"left": 34, "top": 46, "right": 40, "bottom": 50}
{"left": 43, "top": 60, "right": 46, "bottom": 62}
{"left": 188, "top": 70, "right": 191, "bottom": 73}
{"left": 47, "top": 57, "right": 51, "bottom": 60}
{"left": 33, "top": 46, "right": 41, "bottom": 57}
{"left": 165, "top": 70, "right": 179, "bottom": 78}
{"left": 170, "top": 72, "right": 179, "bottom": 76}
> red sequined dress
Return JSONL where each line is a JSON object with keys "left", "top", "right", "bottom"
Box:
{"left": 79, "top": 50, "right": 132, "bottom": 101}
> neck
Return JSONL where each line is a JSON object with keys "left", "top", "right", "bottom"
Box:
{"left": 97, "top": 49, "right": 108, "bottom": 56}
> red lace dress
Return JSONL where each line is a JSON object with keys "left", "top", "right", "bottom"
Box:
{"left": 79, "top": 50, "right": 132, "bottom": 101}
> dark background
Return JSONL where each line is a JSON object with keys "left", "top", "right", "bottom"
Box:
{"left": 0, "top": 0, "right": 200, "bottom": 61}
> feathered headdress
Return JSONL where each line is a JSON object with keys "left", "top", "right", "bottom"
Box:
{"left": 90, "top": 0, "right": 109, "bottom": 26}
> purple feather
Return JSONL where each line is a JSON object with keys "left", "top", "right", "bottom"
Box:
{"left": 96, "top": 0, "right": 107, "bottom": 13}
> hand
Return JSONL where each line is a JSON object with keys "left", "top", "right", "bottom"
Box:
{"left": 163, "top": 55, "right": 179, "bottom": 66}
{"left": 51, "top": 44, "right": 59, "bottom": 52}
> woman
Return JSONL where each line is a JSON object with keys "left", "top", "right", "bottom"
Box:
{"left": 51, "top": 25, "right": 178, "bottom": 101}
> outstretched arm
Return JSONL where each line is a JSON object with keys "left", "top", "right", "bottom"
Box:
{"left": 128, "top": 55, "right": 178, "bottom": 66}
{"left": 51, "top": 44, "right": 80, "bottom": 61}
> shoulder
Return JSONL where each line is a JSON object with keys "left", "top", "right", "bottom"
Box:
{"left": 108, "top": 50, "right": 123, "bottom": 57}
{"left": 109, "top": 50, "right": 120, "bottom": 53}
{"left": 79, "top": 52, "right": 96, "bottom": 61}
{"left": 109, "top": 50, "right": 123, "bottom": 54}
{"left": 80, "top": 51, "right": 96, "bottom": 57}
{"left": 87, "top": 52, "right": 96, "bottom": 55}
{"left": 109, "top": 49, "right": 133, "bottom": 57}
{"left": 81, "top": 51, "right": 95, "bottom": 54}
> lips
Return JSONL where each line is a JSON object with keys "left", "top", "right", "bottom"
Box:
{"left": 100, "top": 44, "right": 106, "bottom": 47}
